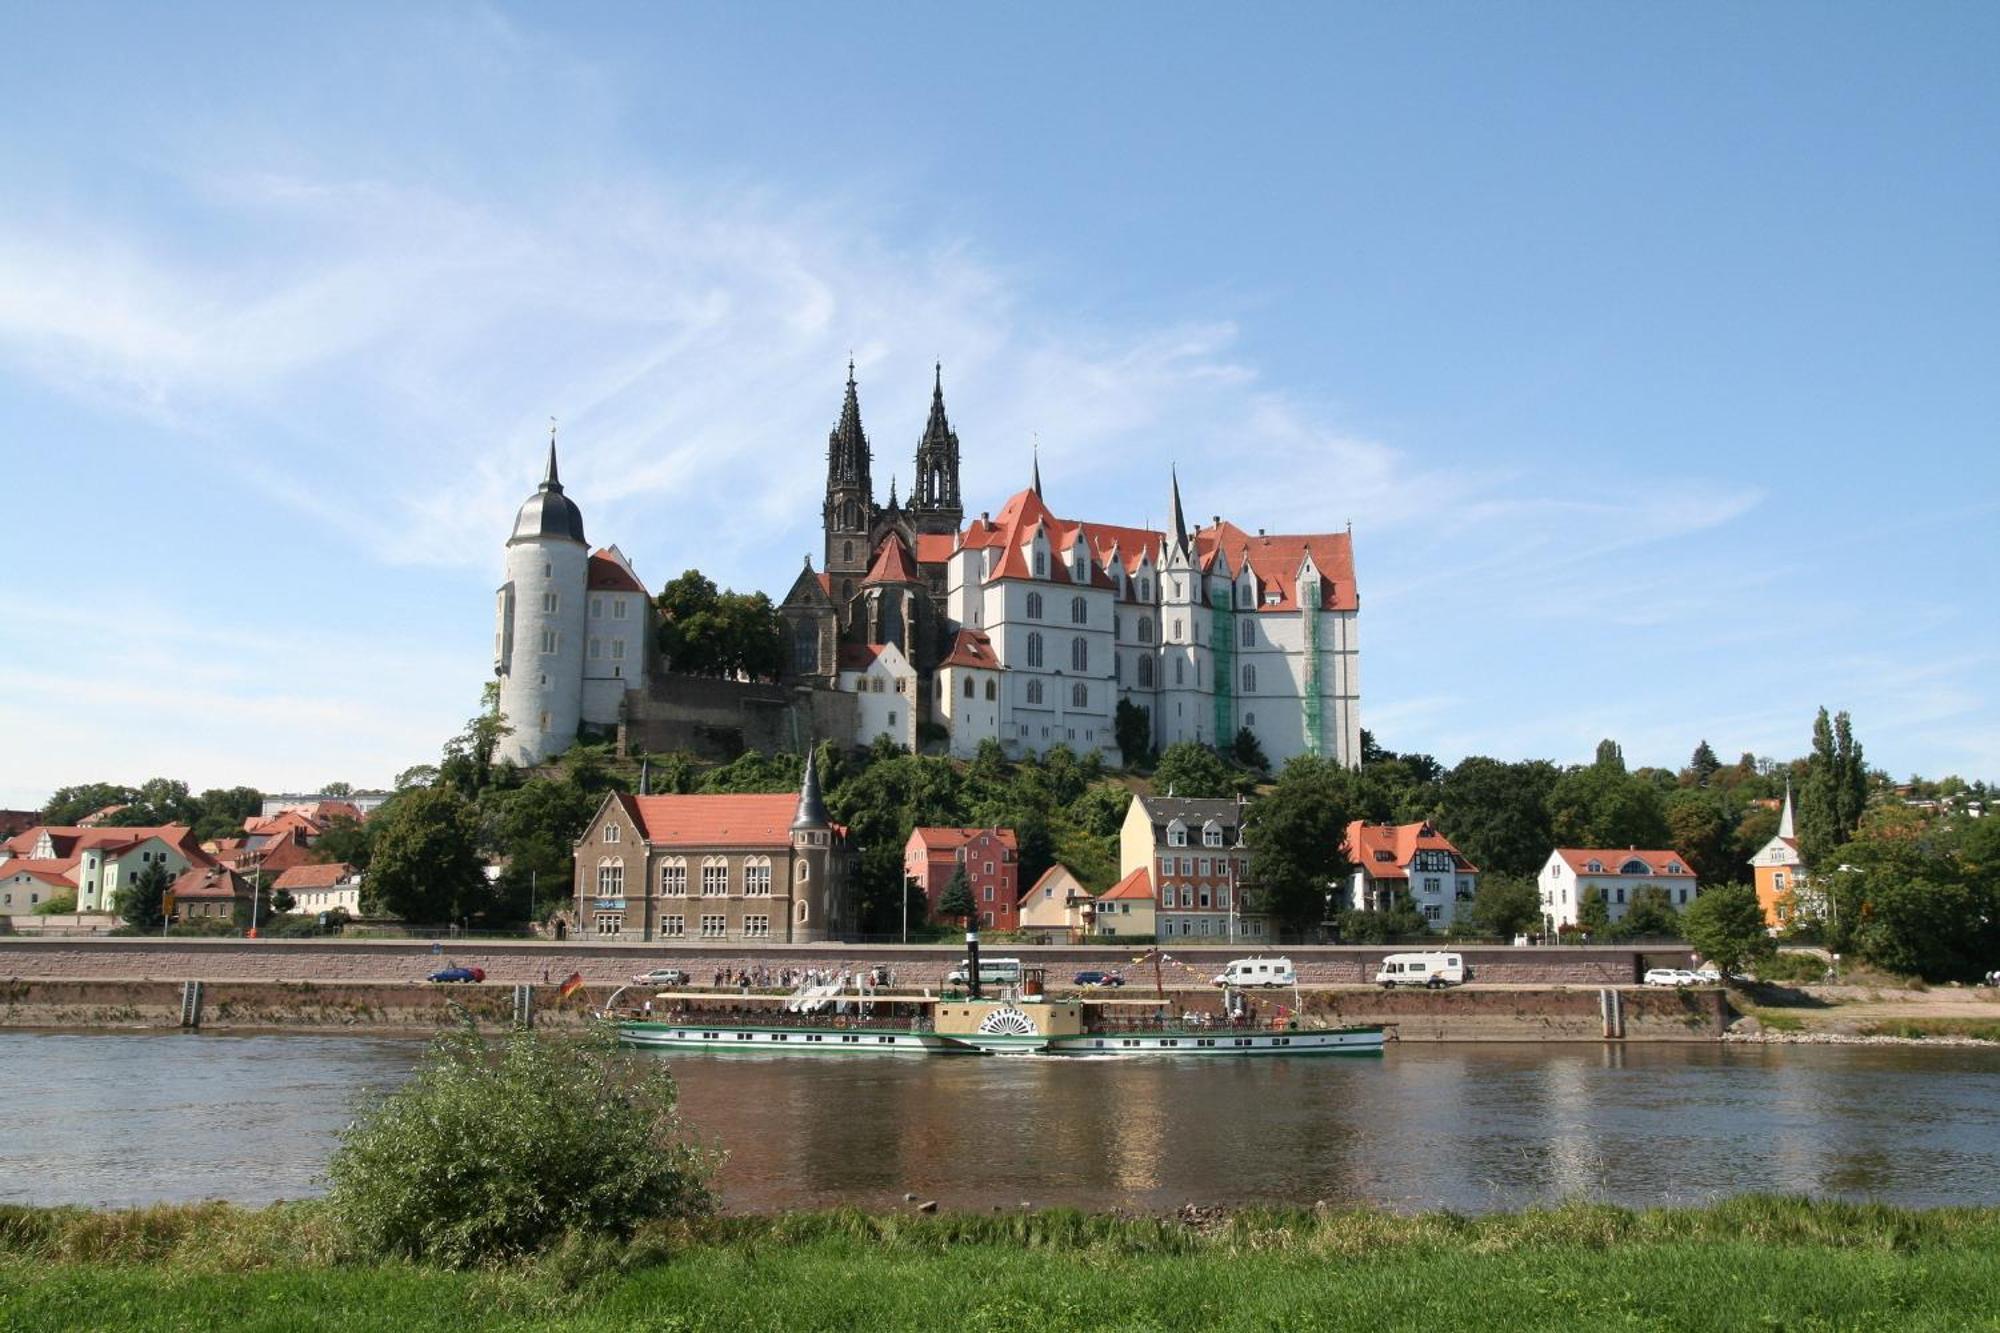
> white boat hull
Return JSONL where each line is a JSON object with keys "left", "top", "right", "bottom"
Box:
{"left": 614, "top": 1020, "right": 1385, "bottom": 1058}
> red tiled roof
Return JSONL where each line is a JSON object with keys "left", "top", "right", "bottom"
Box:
{"left": 939, "top": 628, "right": 998, "bottom": 670}
{"left": 620, "top": 794, "right": 802, "bottom": 848}
{"left": 1195, "top": 520, "right": 1357, "bottom": 613}
{"left": 1554, "top": 849, "right": 1694, "bottom": 878}
{"left": 3, "top": 825, "right": 212, "bottom": 868}
{"left": 587, "top": 548, "right": 648, "bottom": 594}
{"left": 914, "top": 533, "right": 956, "bottom": 565}
{"left": 861, "top": 536, "right": 919, "bottom": 586}
{"left": 837, "top": 643, "right": 885, "bottom": 671}
{"left": 2, "top": 860, "right": 77, "bottom": 888}
{"left": 1343, "top": 820, "right": 1478, "bottom": 878}
{"left": 272, "top": 862, "right": 359, "bottom": 890}
{"left": 908, "top": 827, "right": 1019, "bottom": 856}
{"left": 170, "top": 865, "right": 253, "bottom": 900}
{"left": 1100, "top": 866, "right": 1154, "bottom": 901}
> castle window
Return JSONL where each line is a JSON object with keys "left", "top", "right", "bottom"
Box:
{"left": 843, "top": 540, "right": 854, "bottom": 562}
{"left": 1026, "top": 592, "right": 1043, "bottom": 620}
{"left": 1175, "top": 658, "right": 1185, "bottom": 686}
{"left": 701, "top": 857, "right": 729, "bottom": 895}
{"left": 660, "top": 859, "right": 687, "bottom": 895}
{"left": 1070, "top": 596, "right": 1087, "bottom": 623}
{"left": 539, "top": 711, "right": 550, "bottom": 733}
{"left": 1172, "top": 618, "right": 1183, "bottom": 641}
{"left": 611, "top": 640, "right": 625, "bottom": 660}
{"left": 793, "top": 622, "right": 817, "bottom": 675}
{"left": 1138, "top": 615, "right": 1155, "bottom": 643}
{"left": 1114, "top": 653, "right": 1123, "bottom": 683}
{"left": 613, "top": 600, "right": 627, "bottom": 620}
{"left": 1242, "top": 664, "right": 1256, "bottom": 692}
{"left": 797, "top": 860, "right": 809, "bottom": 883}
{"left": 1241, "top": 620, "right": 1254, "bottom": 647}
{"left": 1137, "top": 656, "right": 1154, "bottom": 687}
{"left": 985, "top": 680, "right": 996, "bottom": 700}
{"left": 1071, "top": 682, "right": 1087, "bottom": 708}
{"left": 1071, "top": 638, "right": 1088, "bottom": 672}
{"left": 591, "top": 596, "right": 603, "bottom": 619}
{"left": 542, "top": 591, "right": 558, "bottom": 614}
{"left": 1034, "top": 550, "right": 1047, "bottom": 577}
{"left": 744, "top": 858, "right": 772, "bottom": 896}
{"left": 1026, "top": 632, "right": 1044, "bottom": 668}
{"left": 1026, "top": 680, "right": 1044, "bottom": 705}
{"left": 540, "top": 630, "right": 557, "bottom": 654}
{"left": 964, "top": 675, "right": 974, "bottom": 698}
{"left": 589, "top": 638, "right": 602, "bottom": 659}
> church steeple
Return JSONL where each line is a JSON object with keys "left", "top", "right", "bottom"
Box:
{"left": 1032, "top": 440, "right": 1043, "bottom": 498}
{"left": 822, "top": 361, "right": 878, "bottom": 588}
{"left": 1168, "top": 463, "right": 1190, "bottom": 557}
{"left": 911, "top": 360, "right": 963, "bottom": 537}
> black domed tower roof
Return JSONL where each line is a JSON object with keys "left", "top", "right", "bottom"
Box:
{"left": 510, "top": 438, "right": 587, "bottom": 545}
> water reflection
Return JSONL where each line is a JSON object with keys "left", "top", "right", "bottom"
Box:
{"left": 3, "top": 1032, "right": 1998, "bottom": 1213}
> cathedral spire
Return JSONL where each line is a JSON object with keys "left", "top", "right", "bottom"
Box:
{"left": 911, "top": 360, "right": 962, "bottom": 535}
{"left": 1169, "top": 464, "right": 1190, "bottom": 555}
{"left": 1032, "top": 439, "right": 1043, "bottom": 498}
{"left": 827, "top": 360, "right": 872, "bottom": 491}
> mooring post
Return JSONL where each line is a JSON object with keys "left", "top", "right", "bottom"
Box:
{"left": 513, "top": 982, "right": 534, "bottom": 1029}
{"left": 179, "top": 979, "right": 203, "bottom": 1030}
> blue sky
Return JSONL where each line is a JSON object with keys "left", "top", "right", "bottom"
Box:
{"left": 1, "top": 2, "right": 1994, "bottom": 807}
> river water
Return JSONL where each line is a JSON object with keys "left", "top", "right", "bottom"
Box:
{"left": 4, "top": 1031, "right": 1998, "bottom": 1214}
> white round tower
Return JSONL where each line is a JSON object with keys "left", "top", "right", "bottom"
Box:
{"left": 494, "top": 436, "right": 589, "bottom": 767}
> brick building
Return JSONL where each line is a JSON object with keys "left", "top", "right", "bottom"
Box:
{"left": 903, "top": 826, "right": 1021, "bottom": 930}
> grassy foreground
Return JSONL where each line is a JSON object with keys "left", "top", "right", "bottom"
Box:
{"left": 4, "top": 1197, "right": 1999, "bottom": 1331}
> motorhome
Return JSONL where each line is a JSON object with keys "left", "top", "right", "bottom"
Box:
{"left": 1374, "top": 952, "right": 1469, "bottom": 989}
{"left": 945, "top": 957, "right": 1023, "bottom": 988}
{"left": 1211, "top": 957, "right": 1296, "bottom": 988}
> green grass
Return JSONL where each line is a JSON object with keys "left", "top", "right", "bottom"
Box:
{"left": 1860, "top": 1018, "right": 2000, "bottom": 1042}
{"left": 2, "top": 1199, "right": 1998, "bottom": 1331}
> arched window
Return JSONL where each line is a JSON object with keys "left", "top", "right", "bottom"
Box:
{"left": 1025, "top": 592, "right": 1043, "bottom": 620}
{"left": 1034, "top": 549, "right": 1047, "bottom": 577}
{"left": 843, "top": 540, "right": 854, "bottom": 563}
{"left": 793, "top": 621, "right": 818, "bottom": 675}
{"left": 1026, "top": 679, "right": 1044, "bottom": 705}
{"left": 1071, "top": 637, "right": 1088, "bottom": 672}
{"left": 1026, "top": 632, "right": 1044, "bottom": 667}
{"left": 1240, "top": 620, "right": 1255, "bottom": 647}
{"left": 796, "top": 860, "right": 810, "bottom": 883}
{"left": 984, "top": 679, "right": 996, "bottom": 700}
{"left": 1171, "top": 618, "right": 1182, "bottom": 641}
{"left": 1138, "top": 615, "right": 1154, "bottom": 644}
{"left": 1137, "top": 656, "right": 1154, "bottom": 688}
{"left": 1071, "top": 682, "right": 1087, "bottom": 708}
{"left": 597, "top": 858, "right": 623, "bottom": 897}
{"left": 1175, "top": 658, "right": 1185, "bottom": 686}
{"left": 1242, "top": 664, "right": 1256, "bottom": 692}
{"left": 660, "top": 858, "right": 687, "bottom": 895}
{"left": 701, "top": 856, "right": 729, "bottom": 895}
{"left": 602, "top": 823, "right": 620, "bottom": 843}
{"left": 1139, "top": 578, "right": 1151, "bottom": 601}
{"left": 964, "top": 675, "right": 974, "bottom": 697}
{"left": 744, "top": 856, "right": 772, "bottom": 896}
{"left": 1070, "top": 596, "right": 1087, "bottom": 624}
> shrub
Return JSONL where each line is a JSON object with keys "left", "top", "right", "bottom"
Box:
{"left": 325, "top": 1023, "right": 714, "bottom": 1267}
{"left": 33, "top": 891, "right": 78, "bottom": 915}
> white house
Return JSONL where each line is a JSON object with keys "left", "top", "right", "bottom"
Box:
{"left": 837, "top": 641, "right": 919, "bottom": 751}
{"left": 1538, "top": 848, "right": 1699, "bottom": 931}
{"left": 272, "top": 863, "right": 365, "bottom": 917}
{"left": 1344, "top": 820, "right": 1480, "bottom": 929}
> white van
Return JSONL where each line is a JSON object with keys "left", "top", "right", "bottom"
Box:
{"left": 1375, "top": 952, "right": 1469, "bottom": 989}
{"left": 1211, "top": 957, "right": 1296, "bottom": 989}
{"left": 946, "top": 957, "right": 1022, "bottom": 987}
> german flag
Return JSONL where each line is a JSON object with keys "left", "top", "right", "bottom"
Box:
{"left": 558, "top": 971, "right": 585, "bottom": 999}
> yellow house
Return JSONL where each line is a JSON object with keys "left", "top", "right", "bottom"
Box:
{"left": 1093, "top": 867, "right": 1157, "bottom": 938}
{"left": 1017, "top": 863, "right": 1095, "bottom": 942}
{"left": 1749, "top": 785, "right": 1811, "bottom": 930}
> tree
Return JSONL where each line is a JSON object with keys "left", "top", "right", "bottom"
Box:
{"left": 1436, "top": 757, "right": 1557, "bottom": 879}
{"left": 1840, "top": 834, "right": 1999, "bottom": 983}
{"left": 1548, "top": 757, "right": 1670, "bottom": 851}
{"left": 491, "top": 777, "right": 598, "bottom": 919}
{"left": 1594, "top": 738, "right": 1626, "bottom": 771}
{"left": 325, "top": 1025, "right": 712, "bottom": 1266}
{"left": 1615, "top": 886, "right": 1682, "bottom": 941}
{"left": 320, "top": 781, "right": 355, "bottom": 797}
{"left": 192, "top": 786, "right": 264, "bottom": 843}
{"left": 1468, "top": 874, "right": 1542, "bottom": 939}
{"left": 115, "top": 861, "right": 172, "bottom": 932}
{"left": 1245, "top": 756, "right": 1353, "bottom": 934}
{"left": 1681, "top": 883, "right": 1773, "bottom": 978}
{"left": 441, "top": 682, "right": 513, "bottom": 796}
{"left": 1336, "top": 903, "right": 1428, "bottom": 943}
{"left": 1686, "top": 740, "right": 1722, "bottom": 788}
{"left": 1798, "top": 707, "right": 1843, "bottom": 867}
{"left": 364, "top": 787, "right": 490, "bottom": 924}
{"left": 1576, "top": 887, "right": 1612, "bottom": 938}
{"left": 269, "top": 885, "right": 298, "bottom": 916}
{"left": 937, "top": 865, "right": 975, "bottom": 924}
{"left": 1834, "top": 711, "right": 1868, "bottom": 837}
{"left": 1664, "top": 790, "right": 1732, "bottom": 883}
{"left": 313, "top": 815, "right": 376, "bottom": 871}
{"left": 1152, "top": 742, "right": 1235, "bottom": 799}
{"left": 40, "top": 782, "right": 138, "bottom": 827}
{"left": 654, "top": 570, "right": 785, "bottom": 680}
{"left": 1114, "top": 699, "right": 1153, "bottom": 768}
{"left": 32, "top": 891, "right": 77, "bottom": 915}
{"left": 1230, "top": 728, "right": 1270, "bottom": 774}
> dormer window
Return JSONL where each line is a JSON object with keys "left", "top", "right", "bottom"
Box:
{"left": 1586, "top": 860, "right": 1604, "bottom": 873}
{"left": 1620, "top": 859, "right": 1650, "bottom": 875}
{"left": 1167, "top": 821, "right": 1188, "bottom": 848}
{"left": 1202, "top": 822, "right": 1223, "bottom": 848}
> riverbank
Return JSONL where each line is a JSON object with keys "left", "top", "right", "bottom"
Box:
{"left": 2, "top": 1198, "right": 1995, "bottom": 1331}
{"left": 0, "top": 976, "right": 1731, "bottom": 1040}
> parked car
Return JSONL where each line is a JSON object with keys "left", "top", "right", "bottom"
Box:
{"left": 1072, "top": 970, "right": 1125, "bottom": 988}
{"left": 1643, "top": 968, "right": 1701, "bottom": 987}
{"left": 1375, "top": 952, "right": 1468, "bottom": 989}
{"left": 426, "top": 966, "right": 485, "bottom": 984}
{"left": 632, "top": 968, "right": 691, "bottom": 986}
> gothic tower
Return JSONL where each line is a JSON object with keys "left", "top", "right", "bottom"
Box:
{"left": 911, "top": 362, "right": 963, "bottom": 537}
{"left": 822, "top": 361, "right": 876, "bottom": 612}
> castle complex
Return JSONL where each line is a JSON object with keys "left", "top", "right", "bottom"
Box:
{"left": 494, "top": 366, "right": 1360, "bottom": 771}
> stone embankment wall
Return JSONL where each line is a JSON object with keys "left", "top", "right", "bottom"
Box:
{"left": 0, "top": 976, "right": 1728, "bottom": 1040}
{"left": 0, "top": 939, "right": 1687, "bottom": 988}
